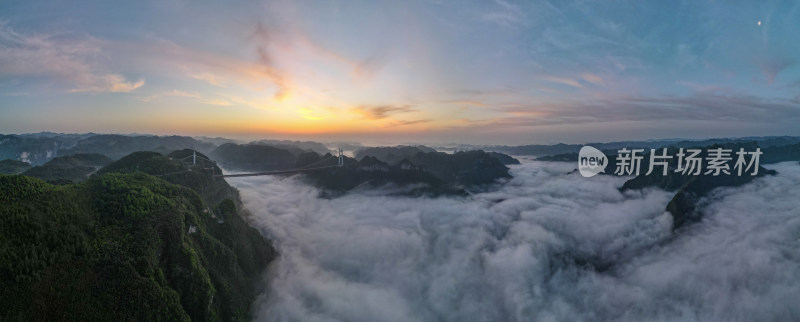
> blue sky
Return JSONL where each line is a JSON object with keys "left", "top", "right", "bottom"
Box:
{"left": 1, "top": 0, "right": 799, "bottom": 144}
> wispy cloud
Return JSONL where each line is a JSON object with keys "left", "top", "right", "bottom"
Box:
{"left": 0, "top": 23, "right": 144, "bottom": 93}
{"left": 69, "top": 74, "right": 145, "bottom": 93}
{"left": 580, "top": 73, "right": 605, "bottom": 86}
{"left": 203, "top": 98, "right": 232, "bottom": 106}
{"left": 482, "top": 0, "right": 526, "bottom": 27}
{"left": 298, "top": 108, "right": 324, "bottom": 120}
{"left": 677, "top": 81, "right": 726, "bottom": 92}
{"left": 254, "top": 40, "right": 291, "bottom": 101}
{"left": 137, "top": 89, "right": 232, "bottom": 106}
{"left": 540, "top": 74, "right": 606, "bottom": 90}
{"left": 189, "top": 72, "right": 226, "bottom": 87}
{"left": 757, "top": 55, "right": 795, "bottom": 84}
{"left": 137, "top": 90, "right": 200, "bottom": 102}
{"left": 440, "top": 99, "right": 489, "bottom": 107}
{"left": 385, "top": 119, "right": 429, "bottom": 127}
{"left": 460, "top": 91, "right": 800, "bottom": 130}
{"left": 249, "top": 20, "right": 385, "bottom": 100}
{"left": 352, "top": 105, "right": 416, "bottom": 120}
{"left": 542, "top": 76, "right": 584, "bottom": 89}
{"left": 351, "top": 54, "right": 384, "bottom": 80}
{"left": 116, "top": 32, "right": 295, "bottom": 102}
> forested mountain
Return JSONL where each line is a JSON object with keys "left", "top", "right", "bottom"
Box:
{"left": 0, "top": 133, "right": 216, "bottom": 165}
{"left": 210, "top": 143, "right": 297, "bottom": 172}
{"left": 0, "top": 159, "right": 31, "bottom": 174}
{"left": 1, "top": 150, "right": 276, "bottom": 321}
{"left": 22, "top": 153, "right": 113, "bottom": 183}
{"left": 354, "top": 145, "right": 437, "bottom": 164}
{"left": 59, "top": 135, "right": 216, "bottom": 160}
{"left": 249, "top": 139, "right": 333, "bottom": 155}
{"left": 211, "top": 144, "right": 513, "bottom": 195}
{"left": 0, "top": 134, "right": 82, "bottom": 165}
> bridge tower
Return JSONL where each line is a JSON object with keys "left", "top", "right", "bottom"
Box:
{"left": 192, "top": 150, "right": 196, "bottom": 165}
{"left": 338, "top": 147, "right": 343, "bottom": 166}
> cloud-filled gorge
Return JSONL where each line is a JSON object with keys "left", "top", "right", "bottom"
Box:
{"left": 229, "top": 161, "right": 800, "bottom": 322}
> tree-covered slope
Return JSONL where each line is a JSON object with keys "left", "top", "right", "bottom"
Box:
{"left": 301, "top": 155, "right": 465, "bottom": 197}
{"left": 1, "top": 151, "right": 276, "bottom": 321}
{"left": 22, "top": 153, "right": 113, "bottom": 183}
{"left": 210, "top": 143, "right": 296, "bottom": 172}
{"left": 486, "top": 152, "right": 521, "bottom": 165}
{"left": 354, "top": 145, "right": 437, "bottom": 164}
{"left": 409, "top": 150, "right": 511, "bottom": 186}
{"left": 0, "top": 159, "right": 31, "bottom": 174}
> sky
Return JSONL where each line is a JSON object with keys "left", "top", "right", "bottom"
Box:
{"left": 1, "top": 0, "right": 799, "bottom": 145}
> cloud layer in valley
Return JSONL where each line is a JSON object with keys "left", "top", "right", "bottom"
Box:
{"left": 228, "top": 160, "right": 800, "bottom": 321}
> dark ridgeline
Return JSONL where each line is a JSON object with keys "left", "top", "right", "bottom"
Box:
{"left": 210, "top": 143, "right": 297, "bottom": 172}
{"left": 249, "top": 139, "right": 333, "bottom": 155}
{"left": 0, "top": 133, "right": 216, "bottom": 166}
{"left": 465, "top": 135, "right": 800, "bottom": 157}
{"left": 211, "top": 143, "right": 517, "bottom": 197}
{"left": 0, "top": 134, "right": 84, "bottom": 165}
{"left": 60, "top": 135, "right": 217, "bottom": 160}
{"left": 406, "top": 150, "right": 513, "bottom": 186}
{"left": 486, "top": 152, "right": 521, "bottom": 165}
{"left": 354, "top": 145, "right": 437, "bottom": 165}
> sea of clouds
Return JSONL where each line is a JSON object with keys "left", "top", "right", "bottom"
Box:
{"left": 227, "top": 160, "right": 800, "bottom": 322}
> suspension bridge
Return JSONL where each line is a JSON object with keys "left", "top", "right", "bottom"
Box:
{"left": 175, "top": 148, "right": 345, "bottom": 179}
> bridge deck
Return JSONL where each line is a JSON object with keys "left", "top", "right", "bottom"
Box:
{"left": 214, "top": 165, "right": 340, "bottom": 178}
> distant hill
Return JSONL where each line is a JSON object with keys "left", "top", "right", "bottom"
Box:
{"left": 16, "top": 132, "right": 97, "bottom": 140}
{"left": 210, "top": 143, "right": 296, "bottom": 172}
{"left": 250, "top": 139, "right": 333, "bottom": 155}
{"left": 59, "top": 135, "right": 216, "bottom": 160}
{"left": 501, "top": 136, "right": 800, "bottom": 157}
{"left": 193, "top": 136, "right": 240, "bottom": 146}
{"left": 536, "top": 152, "right": 580, "bottom": 162}
{"left": 211, "top": 144, "right": 511, "bottom": 195}
{"left": 486, "top": 152, "right": 520, "bottom": 165}
{"left": 0, "top": 133, "right": 225, "bottom": 166}
{"left": 301, "top": 155, "right": 463, "bottom": 197}
{"left": 0, "top": 134, "right": 82, "bottom": 165}
{"left": 355, "top": 145, "right": 437, "bottom": 165}
{"left": 331, "top": 142, "right": 364, "bottom": 153}
{"left": 2, "top": 150, "right": 276, "bottom": 320}
{"left": 760, "top": 143, "right": 800, "bottom": 164}
{"left": 0, "top": 159, "right": 31, "bottom": 174}
{"left": 409, "top": 151, "right": 512, "bottom": 186}
{"left": 298, "top": 150, "right": 511, "bottom": 195}
{"left": 536, "top": 140, "right": 800, "bottom": 166}
{"left": 22, "top": 153, "right": 113, "bottom": 183}
{"left": 356, "top": 146, "right": 519, "bottom": 167}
